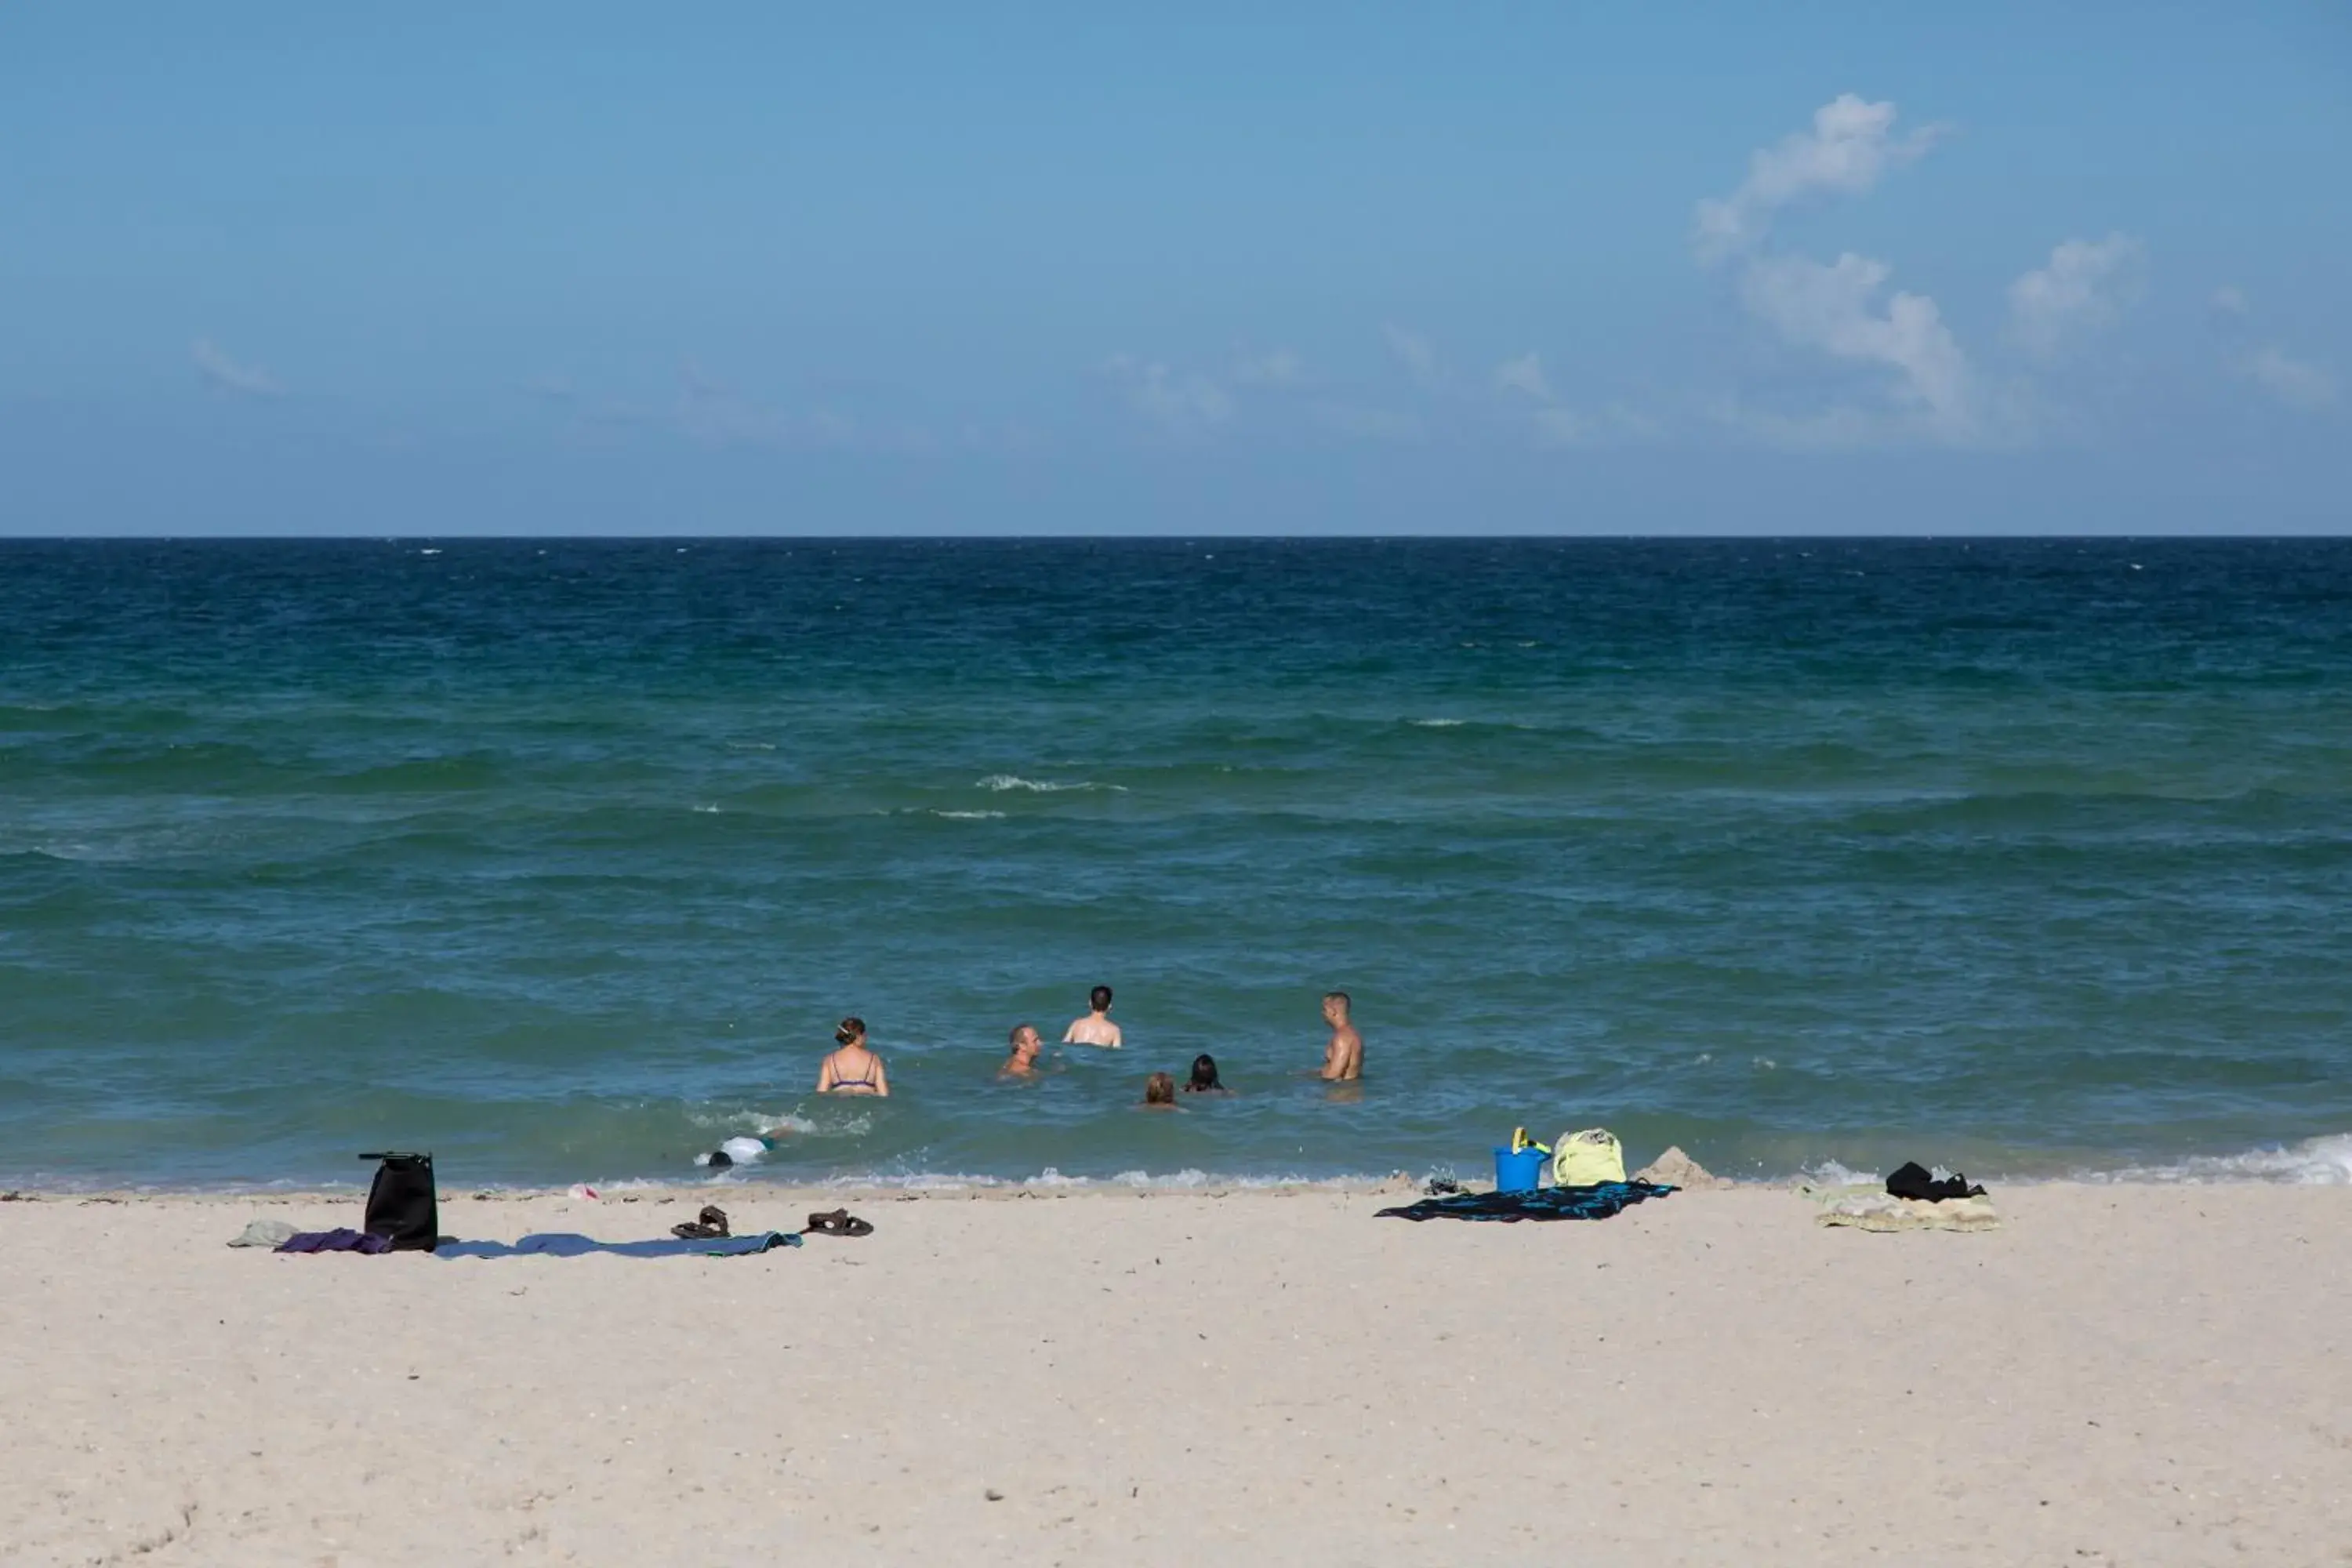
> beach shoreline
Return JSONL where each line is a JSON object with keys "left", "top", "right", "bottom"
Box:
{"left": 6, "top": 1181, "right": 2345, "bottom": 1565}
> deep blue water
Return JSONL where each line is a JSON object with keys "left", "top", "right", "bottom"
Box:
{"left": 2, "top": 537, "right": 2348, "bottom": 1189}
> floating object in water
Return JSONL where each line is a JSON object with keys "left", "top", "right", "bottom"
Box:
{"left": 694, "top": 1135, "right": 773, "bottom": 1171}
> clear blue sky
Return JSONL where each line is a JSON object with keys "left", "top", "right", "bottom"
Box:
{"left": 3, "top": 5, "right": 2347, "bottom": 534}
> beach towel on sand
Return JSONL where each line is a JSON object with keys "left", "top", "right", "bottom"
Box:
{"left": 432, "top": 1231, "right": 805, "bottom": 1259}
{"left": 1802, "top": 1185, "right": 2001, "bottom": 1233}
{"left": 275, "top": 1228, "right": 394, "bottom": 1254}
{"left": 1376, "top": 1181, "right": 1673, "bottom": 1223}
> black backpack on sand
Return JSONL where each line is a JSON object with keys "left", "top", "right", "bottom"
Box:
{"left": 359, "top": 1151, "right": 440, "bottom": 1250}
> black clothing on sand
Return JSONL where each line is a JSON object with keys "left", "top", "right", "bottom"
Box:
{"left": 1885, "top": 1161, "right": 1987, "bottom": 1202}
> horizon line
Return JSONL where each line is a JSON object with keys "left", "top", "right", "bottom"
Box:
{"left": 1, "top": 532, "right": 2346, "bottom": 545}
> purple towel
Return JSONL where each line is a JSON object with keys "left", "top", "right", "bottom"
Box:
{"left": 276, "top": 1227, "right": 394, "bottom": 1254}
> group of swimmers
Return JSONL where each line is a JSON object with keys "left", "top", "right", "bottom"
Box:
{"left": 803, "top": 985, "right": 1365, "bottom": 1110}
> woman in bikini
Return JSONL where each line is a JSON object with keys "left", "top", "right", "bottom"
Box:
{"left": 817, "top": 1017, "right": 890, "bottom": 1097}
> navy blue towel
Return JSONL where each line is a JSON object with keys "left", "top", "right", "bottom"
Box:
{"left": 432, "top": 1230, "right": 804, "bottom": 1259}
{"left": 1375, "top": 1181, "right": 1675, "bottom": 1222}
{"left": 275, "top": 1227, "right": 396, "bottom": 1254}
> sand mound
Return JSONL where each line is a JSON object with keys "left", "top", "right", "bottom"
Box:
{"left": 1633, "top": 1145, "right": 1730, "bottom": 1189}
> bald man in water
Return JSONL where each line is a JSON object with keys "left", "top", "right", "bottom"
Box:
{"left": 1319, "top": 991, "right": 1363, "bottom": 1081}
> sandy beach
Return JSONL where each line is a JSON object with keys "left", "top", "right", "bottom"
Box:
{"left": 3, "top": 1181, "right": 2346, "bottom": 1566}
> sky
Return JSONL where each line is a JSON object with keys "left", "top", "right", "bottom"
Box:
{"left": 2, "top": 5, "right": 2348, "bottom": 535}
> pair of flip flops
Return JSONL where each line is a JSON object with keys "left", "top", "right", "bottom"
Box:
{"left": 673, "top": 1204, "right": 873, "bottom": 1241}
{"left": 804, "top": 1208, "right": 873, "bottom": 1237}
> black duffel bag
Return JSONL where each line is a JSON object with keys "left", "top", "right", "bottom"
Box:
{"left": 358, "top": 1151, "right": 440, "bottom": 1250}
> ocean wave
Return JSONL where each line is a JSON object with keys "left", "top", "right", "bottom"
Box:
{"left": 2092, "top": 1132, "right": 2352, "bottom": 1186}
{"left": 683, "top": 1110, "right": 829, "bottom": 1139}
{"left": 932, "top": 809, "right": 1007, "bottom": 820}
{"left": 1798, "top": 1136, "right": 2352, "bottom": 1189}
{"left": 1796, "top": 1160, "right": 1881, "bottom": 1187}
{"left": 1406, "top": 718, "right": 1466, "bottom": 728}
{"left": 14, "top": 1138, "right": 2352, "bottom": 1195}
{"left": 975, "top": 774, "right": 1127, "bottom": 793}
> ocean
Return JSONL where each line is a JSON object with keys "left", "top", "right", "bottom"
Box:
{"left": 2, "top": 537, "right": 2347, "bottom": 1191}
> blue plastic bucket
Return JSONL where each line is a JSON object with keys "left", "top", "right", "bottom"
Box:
{"left": 1494, "top": 1146, "right": 1547, "bottom": 1193}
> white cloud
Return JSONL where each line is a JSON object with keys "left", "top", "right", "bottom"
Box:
{"left": 1231, "top": 348, "right": 1304, "bottom": 387}
{"left": 1737, "top": 252, "right": 1977, "bottom": 442}
{"left": 1382, "top": 324, "right": 1446, "bottom": 388}
{"left": 191, "top": 338, "right": 281, "bottom": 397}
{"left": 2205, "top": 290, "right": 2340, "bottom": 414}
{"left": 1693, "top": 94, "right": 1944, "bottom": 262}
{"left": 1494, "top": 352, "right": 1553, "bottom": 403}
{"left": 1105, "top": 355, "right": 1232, "bottom": 434}
{"left": 1489, "top": 350, "right": 1658, "bottom": 445}
{"left": 2006, "top": 234, "right": 2144, "bottom": 358}
{"left": 2242, "top": 347, "right": 2338, "bottom": 412}
{"left": 1691, "top": 96, "right": 2005, "bottom": 448}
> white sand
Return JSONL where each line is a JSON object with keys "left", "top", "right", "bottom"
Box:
{"left": 3, "top": 1181, "right": 2346, "bottom": 1566}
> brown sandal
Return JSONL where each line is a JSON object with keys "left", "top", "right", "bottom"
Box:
{"left": 804, "top": 1208, "right": 873, "bottom": 1238}
{"left": 671, "top": 1204, "right": 731, "bottom": 1240}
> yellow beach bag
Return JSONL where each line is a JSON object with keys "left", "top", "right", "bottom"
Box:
{"left": 1552, "top": 1127, "right": 1626, "bottom": 1186}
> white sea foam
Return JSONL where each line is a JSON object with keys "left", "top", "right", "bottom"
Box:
{"left": 932, "top": 809, "right": 1007, "bottom": 820}
{"left": 1407, "top": 718, "right": 1466, "bottom": 728}
{"left": 691, "top": 804, "right": 720, "bottom": 814}
{"left": 1796, "top": 1135, "right": 2352, "bottom": 1189}
{"left": 685, "top": 1110, "right": 821, "bottom": 1138}
{"left": 2093, "top": 1132, "right": 2352, "bottom": 1186}
{"left": 974, "top": 774, "right": 1127, "bottom": 793}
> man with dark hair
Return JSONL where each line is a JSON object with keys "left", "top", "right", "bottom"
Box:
{"left": 1062, "top": 985, "right": 1123, "bottom": 1048}
{"left": 1319, "top": 991, "right": 1362, "bottom": 1081}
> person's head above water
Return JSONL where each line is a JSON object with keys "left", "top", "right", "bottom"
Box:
{"left": 835, "top": 1017, "right": 867, "bottom": 1047}
{"left": 1090, "top": 985, "right": 1113, "bottom": 1014}
{"left": 1000, "top": 1022, "right": 1045, "bottom": 1076}
{"left": 1321, "top": 991, "right": 1351, "bottom": 1022}
{"left": 1144, "top": 1072, "right": 1176, "bottom": 1105}
{"left": 1185, "top": 1054, "right": 1222, "bottom": 1091}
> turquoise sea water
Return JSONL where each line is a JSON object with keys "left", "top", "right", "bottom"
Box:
{"left": 2, "top": 538, "right": 2348, "bottom": 1190}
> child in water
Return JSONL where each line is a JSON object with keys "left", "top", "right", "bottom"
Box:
{"left": 1141, "top": 1072, "right": 1180, "bottom": 1110}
